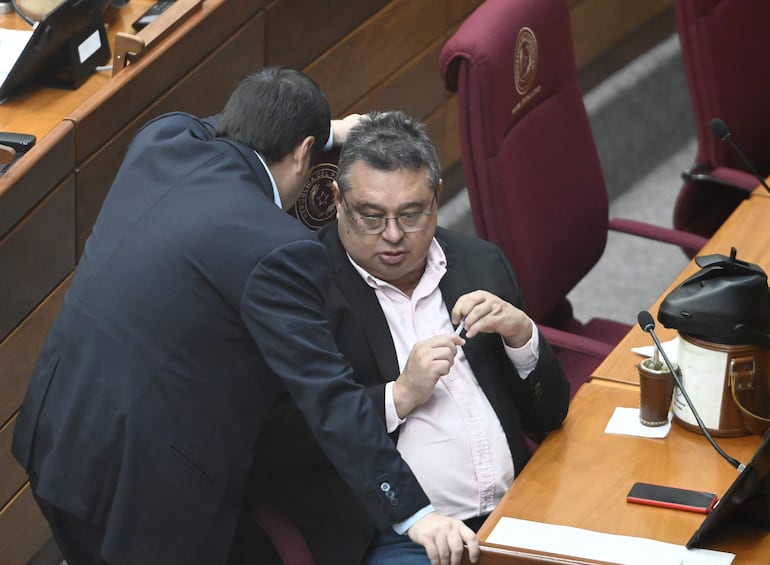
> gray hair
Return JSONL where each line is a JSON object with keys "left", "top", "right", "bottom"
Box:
{"left": 336, "top": 111, "right": 441, "bottom": 193}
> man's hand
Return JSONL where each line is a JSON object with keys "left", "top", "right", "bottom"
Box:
{"left": 392, "top": 334, "right": 464, "bottom": 418}
{"left": 452, "top": 290, "right": 532, "bottom": 348}
{"left": 330, "top": 113, "right": 364, "bottom": 146}
{"left": 407, "top": 512, "right": 480, "bottom": 565}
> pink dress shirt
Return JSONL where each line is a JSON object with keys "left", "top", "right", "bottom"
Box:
{"left": 348, "top": 238, "right": 539, "bottom": 520}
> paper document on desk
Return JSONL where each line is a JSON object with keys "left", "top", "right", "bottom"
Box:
{"left": 632, "top": 336, "right": 680, "bottom": 362}
{"left": 486, "top": 517, "right": 734, "bottom": 565}
{"left": 605, "top": 406, "right": 672, "bottom": 438}
{"left": 0, "top": 28, "right": 34, "bottom": 87}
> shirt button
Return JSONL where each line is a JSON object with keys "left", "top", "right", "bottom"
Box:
{"left": 380, "top": 482, "right": 391, "bottom": 492}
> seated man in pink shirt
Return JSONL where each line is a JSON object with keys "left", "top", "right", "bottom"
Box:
{"left": 246, "top": 111, "right": 570, "bottom": 565}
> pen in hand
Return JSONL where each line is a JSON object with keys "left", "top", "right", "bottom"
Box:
{"left": 455, "top": 318, "right": 466, "bottom": 337}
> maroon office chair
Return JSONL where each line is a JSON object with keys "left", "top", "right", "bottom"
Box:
{"left": 439, "top": 0, "right": 708, "bottom": 393}
{"left": 674, "top": 0, "right": 770, "bottom": 242}
{"left": 252, "top": 504, "right": 315, "bottom": 565}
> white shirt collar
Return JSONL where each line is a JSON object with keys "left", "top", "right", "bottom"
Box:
{"left": 253, "top": 150, "right": 282, "bottom": 209}
{"left": 347, "top": 237, "right": 447, "bottom": 294}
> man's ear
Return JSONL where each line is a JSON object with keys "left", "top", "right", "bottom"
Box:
{"left": 331, "top": 180, "right": 342, "bottom": 219}
{"left": 293, "top": 136, "right": 315, "bottom": 173}
{"left": 436, "top": 178, "right": 444, "bottom": 205}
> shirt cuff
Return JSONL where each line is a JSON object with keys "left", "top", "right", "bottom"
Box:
{"left": 392, "top": 505, "right": 435, "bottom": 535}
{"left": 385, "top": 381, "right": 406, "bottom": 433}
{"left": 323, "top": 125, "right": 334, "bottom": 152}
{"left": 503, "top": 318, "right": 540, "bottom": 379}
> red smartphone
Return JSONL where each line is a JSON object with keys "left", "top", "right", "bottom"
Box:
{"left": 627, "top": 482, "right": 718, "bottom": 513}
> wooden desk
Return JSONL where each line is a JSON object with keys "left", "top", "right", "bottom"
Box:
{"left": 473, "top": 381, "right": 768, "bottom": 564}
{"left": 593, "top": 195, "right": 770, "bottom": 386}
{"left": 0, "top": 7, "right": 146, "bottom": 140}
{"left": 470, "top": 193, "right": 770, "bottom": 564}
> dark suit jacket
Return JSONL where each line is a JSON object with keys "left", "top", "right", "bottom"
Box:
{"left": 11, "top": 113, "right": 429, "bottom": 565}
{"left": 252, "top": 223, "right": 570, "bottom": 565}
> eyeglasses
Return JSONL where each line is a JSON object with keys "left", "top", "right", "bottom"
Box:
{"left": 340, "top": 192, "right": 437, "bottom": 235}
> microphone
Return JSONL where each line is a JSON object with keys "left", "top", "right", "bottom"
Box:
{"left": 709, "top": 117, "right": 770, "bottom": 196}
{"left": 637, "top": 311, "right": 745, "bottom": 472}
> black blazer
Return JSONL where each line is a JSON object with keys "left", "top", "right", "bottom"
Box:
{"left": 12, "top": 113, "right": 429, "bottom": 565}
{"left": 253, "top": 223, "right": 570, "bottom": 565}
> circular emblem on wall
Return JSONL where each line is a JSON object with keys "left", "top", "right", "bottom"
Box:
{"left": 514, "top": 27, "right": 538, "bottom": 96}
{"left": 290, "top": 162, "right": 338, "bottom": 230}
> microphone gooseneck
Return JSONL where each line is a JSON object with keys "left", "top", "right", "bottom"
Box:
{"left": 637, "top": 310, "right": 745, "bottom": 472}
{"left": 709, "top": 117, "right": 770, "bottom": 196}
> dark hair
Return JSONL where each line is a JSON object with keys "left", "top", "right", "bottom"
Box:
{"left": 336, "top": 111, "right": 441, "bottom": 194}
{"left": 216, "top": 67, "right": 331, "bottom": 164}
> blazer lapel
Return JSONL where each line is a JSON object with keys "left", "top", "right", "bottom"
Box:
{"left": 436, "top": 229, "right": 501, "bottom": 404}
{"left": 436, "top": 229, "right": 471, "bottom": 329}
{"left": 322, "top": 225, "right": 401, "bottom": 382}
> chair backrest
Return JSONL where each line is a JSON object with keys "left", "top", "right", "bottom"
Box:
{"left": 439, "top": 0, "right": 608, "bottom": 323}
{"left": 676, "top": 0, "right": 770, "bottom": 178}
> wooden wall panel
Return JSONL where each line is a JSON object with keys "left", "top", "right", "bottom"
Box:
{"left": 265, "top": 0, "right": 388, "bottom": 70}
{"left": 569, "top": 0, "right": 672, "bottom": 71}
{"left": 0, "top": 180, "right": 74, "bottom": 343}
{"left": 424, "top": 96, "right": 460, "bottom": 176}
{"left": 75, "top": 14, "right": 266, "bottom": 257}
{"left": 305, "top": 0, "right": 479, "bottom": 116}
{"left": 347, "top": 33, "right": 451, "bottom": 120}
{"left": 0, "top": 484, "right": 52, "bottom": 565}
{"left": 0, "top": 122, "right": 74, "bottom": 240}
{"left": 0, "top": 416, "right": 23, "bottom": 512}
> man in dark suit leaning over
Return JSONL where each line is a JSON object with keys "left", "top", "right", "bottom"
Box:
{"left": 250, "top": 111, "right": 571, "bottom": 564}
{"left": 12, "top": 69, "right": 479, "bottom": 565}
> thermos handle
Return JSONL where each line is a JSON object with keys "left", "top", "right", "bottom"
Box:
{"left": 730, "top": 356, "right": 770, "bottom": 435}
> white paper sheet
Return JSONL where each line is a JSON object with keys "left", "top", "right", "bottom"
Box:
{"left": 486, "top": 517, "right": 734, "bottom": 565}
{"left": 0, "top": 28, "right": 33, "bottom": 86}
{"left": 605, "top": 406, "right": 672, "bottom": 438}
{"left": 632, "top": 336, "right": 680, "bottom": 362}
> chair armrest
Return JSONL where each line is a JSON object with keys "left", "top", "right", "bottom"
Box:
{"left": 608, "top": 218, "right": 708, "bottom": 256}
{"left": 538, "top": 325, "right": 614, "bottom": 359}
{"left": 682, "top": 166, "right": 761, "bottom": 194}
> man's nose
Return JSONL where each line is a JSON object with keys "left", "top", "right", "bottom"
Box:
{"left": 381, "top": 217, "right": 405, "bottom": 242}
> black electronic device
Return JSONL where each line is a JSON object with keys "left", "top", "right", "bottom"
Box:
{"left": 627, "top": 482, "right": 718, "bottom": 514}
{"left": 0, "top": 132, "right": 36, "bottom": 153}
{"left": 0, "top": 0, "right": 111, "bottom": 101}
{"left": 687, "top": 428, "right": 770, "bottom": 548}
{"left": 131, "top": 0, "right": 175, "bottom": 31}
